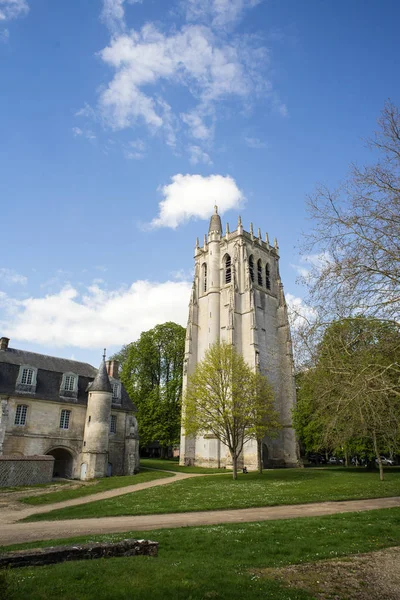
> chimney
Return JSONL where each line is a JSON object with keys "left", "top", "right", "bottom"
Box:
{"left": 106, "top": 359, "right": 120, "bottom": 380}
{"left": 0, "top": 337, "right": 9, "bottom": 351}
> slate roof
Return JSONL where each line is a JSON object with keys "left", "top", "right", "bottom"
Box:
{"left": 0, "top": 347, "right": 134, "bottom": 412}
{"left": 91, "top": 359, "right": 113, "bottom": 393}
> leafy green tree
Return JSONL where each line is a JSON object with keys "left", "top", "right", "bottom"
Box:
{"left": 293, "top": 318, "right": 400, "bottom": 479}
{"left": 112, "top": 322, "right": 186, "bottom": 454}
{"left": 183, "top": 342, "right": 281, "bottom": 479}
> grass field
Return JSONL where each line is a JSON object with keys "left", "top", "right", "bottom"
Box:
{"left": 20, "top": 471, "right": 173, "bottom": 506}
{"left": 25, "top": 467, "right": 400, "bottom": 521}
{"left": 140, "top": 457, "right": 230, "bottom": 473}
{"left": 3, "top": 508, "right": 400, "bottom": 600}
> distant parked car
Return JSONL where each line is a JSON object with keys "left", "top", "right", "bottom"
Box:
{"left": 328, "top": 456, "right": 343, "bottom": 465}
{"left": 376, "top": 456, "right": 395, "bottom": 466}
{"left": 308, "top": 453, "right": 327, "bottom": 465}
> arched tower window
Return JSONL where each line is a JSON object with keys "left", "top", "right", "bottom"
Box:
{"left": 202, "top": 263, "right": 207, "bottom": 292}
{"left": 225, "top": 254, "right": 232, "bottom": 284}
{"left": 249, "top": 255, "right": 254, "bottom": 282}
{"left": 257, "top": 259, "right": 263, "bottom": 286}
{"left": 265, "top": 263, "right": 271, "bottom": 290}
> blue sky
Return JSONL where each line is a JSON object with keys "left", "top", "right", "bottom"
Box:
{"left": 1, "top": 0, "right": 399, "bottom": 366}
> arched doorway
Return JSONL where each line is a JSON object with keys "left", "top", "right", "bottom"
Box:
{"left": 262, "top": 443, "right": 270, "bottom": 468}
{"left": 47, "top": 448, "right": 74, "bottom": 479}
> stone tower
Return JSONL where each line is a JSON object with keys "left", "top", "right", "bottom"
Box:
{"left": 180, "top": 208, "right": 298, "bottom": 469}
{"left": 81, "top": 357, "right": 112, "bottom": 479}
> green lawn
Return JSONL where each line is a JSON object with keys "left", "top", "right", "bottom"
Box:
{"left": 141, "top": 457, "right": 230, "bottom": 473}
{"left": 25, "top": 467, "right": 400, "bottom": 521}
{"left": 3, "top": 508, "right": 400, "bottom": 600}
{"left": 20, "top": 471, "right": 173, "bottom": 506}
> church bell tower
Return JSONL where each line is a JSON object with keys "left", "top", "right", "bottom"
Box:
{"left": 180, "top": 208, "right": 299, "bottom": 469}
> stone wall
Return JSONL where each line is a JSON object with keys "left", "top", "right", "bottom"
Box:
{"left": 0, "top": 455, "right": 54, "bottom": 488}
{"left": 0, "top": 539, "right": 158, "bottom": 568}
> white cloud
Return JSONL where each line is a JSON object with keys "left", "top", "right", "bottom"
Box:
{"left": 181, "top": 110, "right": 213, "bottom": 141}
{"left": 291, "top": 252, "right": 333, "bottom": 280}
{"left": 0, "top": 268, "right": 27, "bottom": 285}
{"left": 72, "top": 126, "right": 96, "bottom": 141}
{"left": 150, "top": 173, "right": 244, "bottom": 229}
{"left": 0, "top": 0, "right": 28, "bottom": 39}
{"left": 189, "top": 145, "right": 212, "bottom": 165}
{"left": 278, "top": 103, "right": 288, "bottom": 117}
{"left": 98, "top": 23, "right": 266, "bottom": 138}
{"left": 124, "top": 138, "right": 146, "bottom": 159}
{"left": 245, "top": 136, "right": 266, "bottom": 148}
{"left": 101, "top": 0, "right": 143, "bottom": 35}
{"left": 286, "top": 293, "right": 316, "bottom": 330}
{"left": 185, "top": 0, "right": 263, "bottom": 29}
{"left": 0, "top": 0, "right": 29, "bottom": 21}
{"left": 0, "top": 279, "right": 191, "bottom": 349}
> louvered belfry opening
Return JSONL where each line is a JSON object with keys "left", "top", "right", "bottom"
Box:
{"left": 257, "top": 259, "right": 263, "bottom": 286}
{"left": 266, "top": 263, "right": 271, "bottom": 290}
{"left": 202, "top": 263, "right": 207, "bottom": 292}
{"left": 249, "top": 255, "right": 254, "bottom": 282}
{"left": 225, "top": 254, "right": 232, "bottom": 284}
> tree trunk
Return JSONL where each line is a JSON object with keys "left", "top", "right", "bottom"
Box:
{"left": 257, "top": 439, "right": 263, "bottom": 474}
{"left": 231, "top": 452, "right": 238, "bottom": 480}
{"left": 372, "top": 430, "right": 384, "bottom": 481}
{"left": 344, "top": 448, "right": 349, "bottom": 467}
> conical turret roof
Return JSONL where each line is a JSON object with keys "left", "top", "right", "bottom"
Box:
{"left": 91, "top": 358, "right": 112, "bottom": 393}
{"left": 208, "top": 205, "right": 222, "bottom": 234}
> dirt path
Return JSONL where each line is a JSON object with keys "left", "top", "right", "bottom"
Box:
{"left": 1, "top": 495, "right": 400, "bottom": 546}
{"left": 0, "top": 471, "right": 197, "bottom": 525}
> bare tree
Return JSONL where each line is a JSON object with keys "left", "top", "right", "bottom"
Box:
{"left": 302, "top": 101, "right": 400, "bottom": 325}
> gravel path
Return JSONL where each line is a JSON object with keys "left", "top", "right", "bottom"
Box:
{"left": 1, "top": 495, "right": 400, "bottom": 546}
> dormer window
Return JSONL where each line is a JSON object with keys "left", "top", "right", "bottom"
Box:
{"left": 60, "top": 372, "right": 78, "bottom": 398}
{"left": 21, "top": 368, "right": 34, "bottom": 385}
{"left": 16, "top": 365, "right": 37, "bottom": 394}
{"left": 111, "top": 381, "right": 121, "bottom": 403}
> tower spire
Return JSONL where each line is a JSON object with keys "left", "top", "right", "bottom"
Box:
{"left": 208, "top": 205, "right": 222, "bottom": 234}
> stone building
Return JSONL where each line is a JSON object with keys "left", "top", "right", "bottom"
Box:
{"left": 180, "top": 208, "right": 299, "bottom": 469}
{"left": 0, "top": 337, "right": 139, "bottom": 480}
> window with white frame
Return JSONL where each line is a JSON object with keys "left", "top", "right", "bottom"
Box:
{"left": 21, "top": 368, "right": 34, "bottom": 385}
{"left": 60, "top": 409, "right": 71, "bottom": 429}
{"left": 14, "top": 404, "right": 28, "bottom": 426}
{"left": 64, "top": 375, "right": 75, "bottom": 391}
{"left": 16, "top": 365, "right": 37, "bottom": 393}
{"left": 110, "top": 414, "right": 117, "bottom": 434}
{"left": 112, "top": 382, "right": 121, "bottom": 402}
{"left": 60, "top": 372, "right": 78, "bottom": 397}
